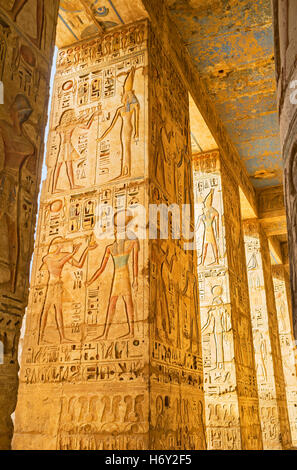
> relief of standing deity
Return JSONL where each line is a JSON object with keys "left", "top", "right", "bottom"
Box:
{"left": 202, "top": 285, "right": 232, "bottom": 369}
{"left": 87, "top": 210, "right": 139, "bottom": 340}
{"left": 197, "top": 189, "right": 219, "bottom": 266}
{"left": 52, "top": 108, "right": 100, "bottom": 193}
{"left": 97, "top": 67, "right": 140, "bottom": 179}
{"left": 38, "top": 236, "right": 96, "bottom": 344}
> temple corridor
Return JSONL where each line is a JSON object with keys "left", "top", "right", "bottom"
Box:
{"left": 0, "top": 0, "right": 296, "bottom": 451}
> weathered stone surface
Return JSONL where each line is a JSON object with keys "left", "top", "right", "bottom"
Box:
{"left": 141, "top": 0, "right": 258, "bottom": 216}
{"left": 0, "top": 0, "right": 59, "bottom": 450}
{"left": 193, "top": 151, "right": 262, "bottom": 450}
{"left": 273, "top": 0, "right": 297, "bottom": 340}
{"left": 272, "top": 265, "right": 297, "bottom": 446}
{"left": 12, "top": 20, "right": 206, "bottom": 450}
{"left": 243, "top": 219, "right": 291, "bottom": 449}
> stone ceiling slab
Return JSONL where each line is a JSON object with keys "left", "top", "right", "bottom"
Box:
{"left": 167, "top": 0, "right": 282, "bottom": 189}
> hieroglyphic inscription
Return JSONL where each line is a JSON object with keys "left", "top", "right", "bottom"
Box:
{"left": 14, "top": 20, "right": 206, "bottom": 450}
{"left": 243, "top": 220, "right": 291, "bottom": 449}
{"left": 272, "top": 265, "right": 297, "bottom": 446}
{"left": 193, "top": 151, "right": 262, "bottom": 450}
{"left": 147, "top": 27, "right": 205, "bottom": 449}
{"left": 0, "top": 0, "right": 59, "bottom": 450}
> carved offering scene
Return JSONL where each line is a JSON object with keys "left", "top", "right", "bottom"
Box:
{"left": 0, "top": 0, "right": 296, "bottom": 453}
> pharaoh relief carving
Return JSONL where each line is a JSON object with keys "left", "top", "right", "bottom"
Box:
{"left": 14, "top": 21, "right": 206, "bottom": 450}
{"left": 48, "top": 35, "right": 146, "bottom": 193}
{"left": 146, "top": 30, "right": 205, "bottom": 451}
{"left": 272, "top": 265, "right": 297, "bottom": 445}
{"left": 16, "top": 24, "right": 148, "bottom": 418}
{"left": 193, "top": 151, "right": 262, "bottom": 450}
{"left": 243, "top": 221, "right": 291, "bottom": 449}
{"left": 193, "top": 153, "right": 233, "bottom": 388}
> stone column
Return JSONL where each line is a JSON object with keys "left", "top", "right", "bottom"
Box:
{"left": 13, "top": 20, "right": 206, "bottom": 450}
{"left": 272, "top": 264, "right": 297, "bottom": 445}
{"left": 193, "top": 151, "right": 262, "bottom": 450}
{"left": 243, "top": 220, "right": 291, "bottom": 449}
{"left": 0, "top": 1, "right": 59, "bottom": 450}
{"left": 272, "top": 0, "right": 297, "bottom": 340}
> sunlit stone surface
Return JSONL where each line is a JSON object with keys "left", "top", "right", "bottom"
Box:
{"left": 193, "top": 151, "right": 262, "bottom": 450}
{"left": 243, "top": 220, "right": 291, "bottom": 449}
{"left": 0, "top": 0, "right": 59, "bottom": 450}
{"left": 12, "top": 20, "right": 206, "bottom": 450}
{"left": 0, "top": 0, "right": 294, "bottom": 451}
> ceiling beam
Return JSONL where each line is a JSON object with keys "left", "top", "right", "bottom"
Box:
{"left": 80, "top": 0, "right": 104, "bottom": 33}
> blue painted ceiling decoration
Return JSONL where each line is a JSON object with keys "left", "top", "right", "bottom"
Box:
{"left": 57, "top": 0, "right": 146, "bottom": 46}
{"left": 167, "top": 0, "right": 281, "bottom": 188}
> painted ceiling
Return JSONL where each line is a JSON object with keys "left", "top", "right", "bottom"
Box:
{"left": 56, "top": 0, "right": 281, "bottom": 189}
{"left": 167, "top": 0, "right": 281, "bottom": 188}
{"left": 56, "top": 0, "right": 148, "bottom": 47}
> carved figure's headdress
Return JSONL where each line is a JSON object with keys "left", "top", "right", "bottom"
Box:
{"left": 123, "top": 66, "right": 136, "bottom": 94}
{"left": 204, "top": 189, "right": 214, "bottom": 209}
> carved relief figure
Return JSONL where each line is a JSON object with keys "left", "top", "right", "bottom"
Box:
{"left": 52, "top": 108, "right": 100, "bottom": 193}
{"left": 87, "top": 210, "right": 139, "bottom": 340}
{"left": 154, "top": 120, "right": 173, "bottom": 191}
{"left": 0, "top": 94, "right": 35, "bottom": 290}
{"left": 97, "top": 67, "right": 140, "bottom": 179}
{"left": 197, "top": 189, "right": 219, "bottom": 266}
{"left": 152, "top": 239, "right": 174, "bottom": 344}
{"left": 5, "top": 0, "right": 45, "bottom": 49}
{"left": 254, "top": 330, "right": 268, "bottom": 383}
{"left": 182, "top": 258, "right": 200, "bottom": 353}
{"left": 202, "top": 285, "right": 232, "bottom": 369}
{"left": 38, "top": 236, "right": 95, "bottom": 344}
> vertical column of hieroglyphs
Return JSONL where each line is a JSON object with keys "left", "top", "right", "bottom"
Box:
{"left": 0, "top": 0, "right": 59, "bottom": 450}
{"left": 148, "top": 27, "right": 206, "bottom": 450}
{"left": 13, "top": 21, "right": 150, "bottom": 451}
{"left": 272, "top": 264, "right": 297, "bottom": 445}
{"left": 243, "top": 220, "right": 291, "bottom": 449}
{"left": 193, "top": 151, "right": 262, "bottom": 450}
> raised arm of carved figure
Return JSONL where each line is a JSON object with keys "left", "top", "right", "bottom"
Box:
{"left": 78, "top": 110, "right": 100, "bottom": 131}
{"left": 71, "top": 241, "right": 97, "bottom": 268}
{"left": 87, "top": 246, "right": 111, "bottom": 286}
{"left": 97, "top": 107, "right": 122, "bottom": 142}
{"left": 201, "top": 310, "right": 213, "bottom": 333}
{"left": 58, "top": 243, "right": 81, "bottom": 266}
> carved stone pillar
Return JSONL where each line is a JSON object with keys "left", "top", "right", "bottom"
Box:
{"left": 0, "top": 1, "right": 59, "bottom": 450}
{"left": 272, "top": 0, "right": 297, "bottom": 340}
{"left": 243, "top": 220, "right": 291, "bottom": 449}
{"left": 272, "top": 265, "right": 297, "bottom": 445}
{"left": 13, "top": 20, "right": 206, "bottom": 450}
{"left": 193, "top": 151, "right": 262, "bottom": 450}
